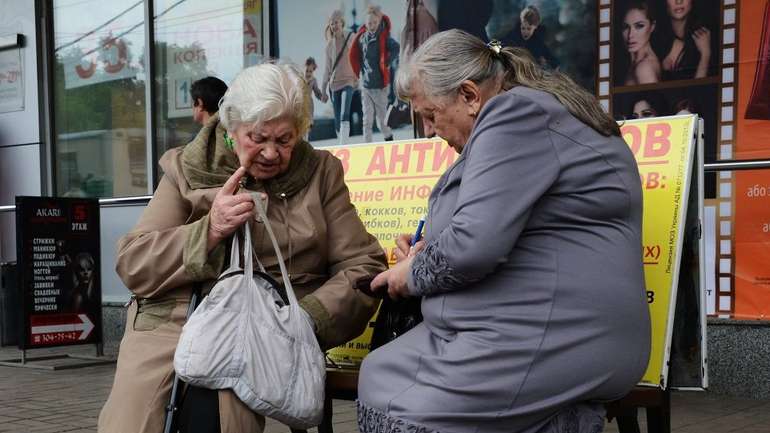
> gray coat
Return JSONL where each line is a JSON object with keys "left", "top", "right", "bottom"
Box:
{"left": 357, "top": 87, "right": 651, "bottom": 433}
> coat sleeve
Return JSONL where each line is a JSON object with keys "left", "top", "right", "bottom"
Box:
{"left": 388, "top": 37, "right": 400, "bottom": 71}
{"left": 349, "top": 33, "right": 362, "bottom": 78}
{"left": 310, "top": 77, "right": 324, "bottom": 100}
{"left": 321, "top": 41, "right": 332, "bottom": 91}
{"left": 115, "top": 153, "right": 227, "bottom": 299}
{"left": 298, "top": 156, "right": 388, "bottom": 350}
{"left": 408, "top": 93, "right": 561, "bottom": 297}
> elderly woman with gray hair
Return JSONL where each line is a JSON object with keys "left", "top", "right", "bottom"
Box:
{"left": 98, "top": 63, "right": 387, "bottom": 433}
{"left": 359, "top": 29, "right": 651, "bottom": 433}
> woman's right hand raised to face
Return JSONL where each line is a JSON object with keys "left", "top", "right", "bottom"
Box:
{"left": 207, "top": 167, "right": 257, "bottom": 250}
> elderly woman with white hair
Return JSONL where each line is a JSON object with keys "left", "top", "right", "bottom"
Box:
{"left": 98, "top": 63, "right": 387, "bottom": 433}
{"left": 359, "top": 29, "right": 651, "bottom": 433}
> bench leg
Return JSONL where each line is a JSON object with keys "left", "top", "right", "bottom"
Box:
{"left": 317, "top": 396, "right": 334, "bottom": 433}
{"left": 645, "top": 389, "right": 671, "bottom": 433}
{"left": 616, "top": 408, "right": 641, "bottom": 433}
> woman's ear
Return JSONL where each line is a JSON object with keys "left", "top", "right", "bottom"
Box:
{"left": 458, "top": 80, "right": 482, "bottom": 117}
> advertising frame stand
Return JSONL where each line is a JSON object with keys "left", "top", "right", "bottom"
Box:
{"left": 609, "top": 115, "right": 707, "bottom": 433}
{"left": 0, "top": 196, "right": 115, "bottom": 370}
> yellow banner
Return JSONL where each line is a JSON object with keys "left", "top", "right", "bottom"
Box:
{"left": 324, "top": 138, "right": 454, "bottom": 368}
{"left": 621, "top": 115, "right": 697, "bottom": 388}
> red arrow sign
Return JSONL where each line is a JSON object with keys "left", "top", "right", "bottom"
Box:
{"left": 30, "top": 313, "right": 95, "bottom": 342}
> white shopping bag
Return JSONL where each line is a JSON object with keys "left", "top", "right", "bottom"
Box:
{"left": 174, "top": 195, "right": 325, "bottom": 429}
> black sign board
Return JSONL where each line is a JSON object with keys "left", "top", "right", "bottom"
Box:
{"left": 15, "top": 196, "right": 102, "bottom": 350}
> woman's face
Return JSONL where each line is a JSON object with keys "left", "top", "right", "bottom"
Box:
{"left": 623, "top": 8, "right": 655, "bottom": 53}
{"left": 632, "top": 100, "right": 658, "bottom": 119}
{"left": 409, "top": 84, "right": 475, "bottom": 153}
{"left": 367, "top": 14, "right": 382, "bottom": 32}
{"left": 331, "top": 18, "right": 344, "bottom": 35}
{"left": 76, "top": 258, "right": 94, "bottom": 284}
{"left": 233, "top": 116, "right": 298, "bottom": 180}
{"left": 667, "top": 0, "right": 693, "bottom": 21}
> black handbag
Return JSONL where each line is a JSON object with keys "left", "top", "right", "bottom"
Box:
{"left": 370, "top": 297, "right": 422, "bottom": 350}
{"left": 354, "top": 277, "right": 423, "bottom": 351}
{"left": 385, "top": 102, "right": 412, "bottom": 129}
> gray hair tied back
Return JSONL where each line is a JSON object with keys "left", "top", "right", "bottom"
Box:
{"left": 396, "top": 29, "right": 620, "bottom": 137}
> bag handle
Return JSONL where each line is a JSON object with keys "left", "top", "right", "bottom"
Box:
{"left": 243, "top": 220, "right": 255, "bottom": 277}
{"left": 248, "top": 193, "right": 299, "bottom": 305}
{"left": 227, "top": 229, "right": 242, "bottom": 272}
{"left": 227, "top": 225, "right": 266, "bottom": 274}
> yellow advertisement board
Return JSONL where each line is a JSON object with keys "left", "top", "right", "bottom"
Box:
{"left": 620, "top": 115, "right": 698, "bottom": 388}
{"left": 324, "top": 138, "right": 454, "bottom": 368}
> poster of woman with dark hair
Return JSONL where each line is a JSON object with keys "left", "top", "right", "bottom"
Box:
{"left": 745, "top": 0, "right": 770, "bottom": 120}
{"left": 70, "top": 252, "right": 97, "bottom": 312}
{"left": 652, "top": 0, "right": 719, "bottom": 81}
{"left": 613, "top": 0, "right": 719, "bottom": 85}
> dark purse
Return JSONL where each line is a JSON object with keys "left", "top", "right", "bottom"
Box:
{"left": 355, "top": 277, "right": 423, "bottom": 351}
{"left": 370, "top": 297, "right": 423, "bottom": 350}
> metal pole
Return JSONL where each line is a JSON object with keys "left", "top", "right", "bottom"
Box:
{"left": 163, "top": 288, "right": 200, "bottom": 433}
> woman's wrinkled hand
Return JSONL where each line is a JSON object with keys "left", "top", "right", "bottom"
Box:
{"left": 207, "top": 167, "right": 257, "bottom": 248}
{"left": 394, "top": 234, "right": 425, "bottom": 263}
{"left": 370, "top": 257, "right": 413, "bottom": 300}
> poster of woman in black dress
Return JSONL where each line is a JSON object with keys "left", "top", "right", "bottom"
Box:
{"left": 613, "top": 0, "right": 719, "bottom": 86}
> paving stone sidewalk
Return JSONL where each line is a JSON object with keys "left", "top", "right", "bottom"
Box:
{"left": 1, "top": 344, "right": 769, "bottom": 433}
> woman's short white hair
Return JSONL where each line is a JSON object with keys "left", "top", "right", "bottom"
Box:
{"left": 219, "top": 63, "right": 312, "bottom": 136}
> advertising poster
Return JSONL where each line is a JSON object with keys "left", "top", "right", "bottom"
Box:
{"left": 613, "top": 85, "right": 717, "bottom": 199}
{"left": 620, "top": 115, "right": 698, "bottom": 388}
{"left": 15, "top": 197, "right": 102, "bottom": 349}
{"left": 734, "top": 170, "right": 770, "bottom": 319}
{"left": 440, "top": 0, "right": 598, "bottom": 92}
{"left": 323, "top": 137, "right": 453, "bottom": 367}
{"left": 736, "top": 0, "right": 770, "bottom": 160}
{"left": 611, "top": 0, "right": 719, "bottom": 87}
{"left": 0, "top": 47, "right": 23, "bottom": 113}
{"left": 734, "top": 0, "right": 770, "bottom": 319}
{"left": 275, "top": 0, "right": 412, "bottom": 146}
{"left": 611, "top": 0, "right": 720, "bottom": 201}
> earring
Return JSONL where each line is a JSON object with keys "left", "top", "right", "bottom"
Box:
{"left": 223, "top": 132, "right": 235, "bottom": 150}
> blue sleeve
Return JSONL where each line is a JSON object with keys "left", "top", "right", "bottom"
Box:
{"left": 408, "top": 93, "right": 561, "bottom": 296}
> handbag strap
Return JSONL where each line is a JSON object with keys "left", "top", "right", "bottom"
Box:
{"left": 249, "top": 193, "right": 298, "bottom": 305}
{"left": 227, "top": 226, "right": 266, "bottom": 274}
{"left": 227, "top": 230, "right": 241, "bottom": 272}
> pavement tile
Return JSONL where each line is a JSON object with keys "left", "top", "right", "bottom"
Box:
{"left": 3, "top": 344, "right": 770, "bottom": 433}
